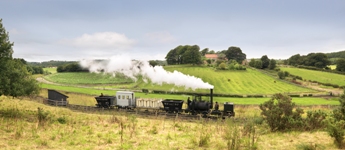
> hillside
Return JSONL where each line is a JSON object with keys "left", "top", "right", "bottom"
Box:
{"left": 43, "top": 66, "right": 317, "bottom": 95}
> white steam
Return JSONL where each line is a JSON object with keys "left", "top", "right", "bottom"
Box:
{"left": 79, "top": 55, "right": 214, "bottom": 90}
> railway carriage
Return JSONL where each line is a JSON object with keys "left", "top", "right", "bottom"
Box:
{"left": 94, "top": 88, "right": 235, "bottom": 118}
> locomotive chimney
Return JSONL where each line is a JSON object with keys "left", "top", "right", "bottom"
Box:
{"left": 210, "top": 88, "right": 213, "bottom": 109}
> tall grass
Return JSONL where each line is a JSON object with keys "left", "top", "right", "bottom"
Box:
{"left": 0, "top": 96, "right": 339, "bottom": 149}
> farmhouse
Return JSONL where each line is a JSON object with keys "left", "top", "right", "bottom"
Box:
{"left": 205, "top": 54, "right": 218, "bottom": 60}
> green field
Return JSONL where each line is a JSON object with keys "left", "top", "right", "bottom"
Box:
{"left": 43, "top": 66, "right": 317, "bottom": 95}
{"left": 43, "top": 67, "right": 57, "bottom": 74}
{"left": 163, "top": 66, "right": 316, "bottom": 94}
{"left": 44, "top": 72, "right": 133, "bottom": 85}
{"left": 280, "top": 67, "right": 345, "bottom": 86}
{"left": 40, "top": 83, "right": 339, "bottom": 106}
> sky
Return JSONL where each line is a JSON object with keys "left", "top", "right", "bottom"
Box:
{"left": 1, "top": 0, "right": 345, "bottom": 62}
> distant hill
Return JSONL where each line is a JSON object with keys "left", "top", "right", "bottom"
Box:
{"left": 28, "top": 60, "right": 77, "bottom": 68}
{"left": 326, "top": 50, "right": 345, "bottom": 59}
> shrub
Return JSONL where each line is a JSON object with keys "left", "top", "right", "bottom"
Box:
{"left": 278, "top": 71, "right": 286, "bottom": 79}
{"left": 305, "top": 110, "right": 327, "bottom": 130}
{"left": 326, "top": 89, "right": 345, "bottom": 148}
{"left": 219, "top": 62, "right": 227, "bottom": 70}
{"left": 259, "top": 93, "right": 304, "bottom": 131}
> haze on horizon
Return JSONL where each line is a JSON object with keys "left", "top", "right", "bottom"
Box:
{"left": 1, "top": 0, "right": 344, "bottom": 62}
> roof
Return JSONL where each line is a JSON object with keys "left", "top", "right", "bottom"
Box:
{"left": 48, "top": 89, "right": 69, "bottom": 98}
{"left": 205, "top": 54, "right": 218, "bottom": 59}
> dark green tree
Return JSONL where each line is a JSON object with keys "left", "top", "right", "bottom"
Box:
{"left": 0, "top": 19, "right": 40, "bottom": 97}
{"left": 288, "top": 54, "right": 302, "bottom": 66}
{"left": 208, "top": 50, "right": 216, "bottom": 54}
{"left": 336, "top": 58, "right": 345, "bottom": 72}
{"left": 225, "top": 46, "right": 246, "bottom": 64}
{"left": 254, "top": 60, "right": 262, "bottom": 69}
{"left": 182, "top": 45, "right": 202, "bottom": 65}
{"left": 248, "top": 59, "right": 256, "bottom": 67}
{"left": 260, "top": 55, "right": 270, "bottom": 69}
{"left": 200, "top": 48, "right": 209, "bottom": 56}
{"left": 304, "top": 53, "right": 330, "bottom": 68}
{"left": 268, "top": 59, "right": 277, "bottom": 70}
{"left": 165, "top": 48, "right": 178, "bottom": 65}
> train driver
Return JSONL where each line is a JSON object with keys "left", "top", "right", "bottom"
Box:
{"left": 215, "top": 102, "right": 219, "bottom": 111}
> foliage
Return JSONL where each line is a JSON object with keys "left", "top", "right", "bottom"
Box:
{"left": 305, "top": 110, "right": 327, "bottom": 130}
{"left": 260, "top": 55, "right": 270, "bottom": 69}
{"left": 287, "top": 53, "right": 331, "bottom": 68}
{"left": 326, "top": 50, "right": 345, "bottom": 59}
{"left": 277, "top": 71, "right": 286, "bottom": 79}
{"left": 225, "top": 46, "right": 246, "bottom": 64}
{"left": 165, "top": 45, "right": 202, "bottom": 65}
{"left": 326, "top": 90, "right": 345, "bottom": 148}
{"left": 57, "top": 62, "right": 88, "bottom": 72}
{"left": 259, "top": 93, "right": 304, "bottom": 131}
{"left": 268, "top": 59, "right": 276, "bottom": 70}
{"left": 28, "top": 60, "right": 77, "bottom": 68}
{"left": 200, "top": 48, "right": 209, "bottom": 56}
{"left": 219, "top": 62, "right": 227, "bottom": 70}
{"left": 335, "top": 58, "right": 345, "bottom": 72}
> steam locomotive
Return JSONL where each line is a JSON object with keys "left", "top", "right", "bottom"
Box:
{"left": 94, "top": 88, "right": 235, "bottom": 117}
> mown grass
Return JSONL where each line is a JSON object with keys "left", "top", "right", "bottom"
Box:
{"left": 43, "top": 65, "right": 318, "bottom": 95}
{"left": 280, "top": 67, "right": 345, "bottom": 86}
{"left": 162, "top": 65, "right": 317, "bottom": 94}
{"left": 0, "top": 96, "right": 339, "bottom": 149}
{"left": 44, "top": 72, "right": 134, "bottom": 85}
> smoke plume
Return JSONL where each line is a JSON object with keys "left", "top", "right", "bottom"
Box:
{"left": 79, "top": 55, "right": 214, "bottom": 90}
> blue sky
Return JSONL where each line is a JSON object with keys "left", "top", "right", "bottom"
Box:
{"left": 1, "top": 0, "right": 344, "bottom": 62}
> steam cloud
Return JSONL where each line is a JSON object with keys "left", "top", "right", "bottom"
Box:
{"left": 79, "top": 55, "right": 214, "bottom": 90}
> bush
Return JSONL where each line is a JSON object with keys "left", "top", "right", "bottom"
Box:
{"left": 326, "top": 89, "right": 345, "bottom": 148}
{"left": 259, "top": 93, "right": 304, "bottom": 131}
{"left": 278, "top": 71, "right": 286, "bottom": 79}
{"left": 305, "top": 110, "right": 327, "bottom": 130}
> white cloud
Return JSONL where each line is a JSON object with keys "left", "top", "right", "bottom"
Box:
{"left": 61, "top": 32, "right": 136, "bottom": 49}
{"left": 145, "top": 31, "right": 175, "bottom": 44}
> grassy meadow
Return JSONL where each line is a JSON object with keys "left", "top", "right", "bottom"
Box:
{"left": 44, "top": 72, "right": 134, "bottom": 85}
{"left": 0, "top": 96, "right": 338, "bottom": 149}
{"left": 43, "top": 65, "right": 318, "bottom": 95}
{"left": 280, "top": 67, "right": 345, "bottom": 86}
{"left": 44, "top": 67, "right": 57, "bottom": 74}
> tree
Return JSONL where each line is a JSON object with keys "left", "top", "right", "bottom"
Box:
{"left": 200, "top": 48, "right": 209, "bottom": 56}
{"left": 288, "top": 54, "right": 302, "bottom": 66}
{"left": 165, "top": 48, "right": 178, "bottom": 65}
{"left": 336, "top": 58, "right": 345, "bottom": 72}
{"left": 225, "top": 46, "right": 246, "bottom": 64}
{"left": 304, "top": 53, "right": 330, "bottom": 68}
{"left": 260, "top": 55, "right": 270, "bottom": 69}
{"left": 149, "top": 60, "right": 158, "bottom": 67}
{"left": 268, "top": 59, "right": 277, "bottom": 70}
{"left": 249, "top": 59, "right": 256, "bottom": 67}
{"left": 254, "top": 60, "right": 262, "bottom": 69}
{"left": 182, "top": 45, "right": 202, "bottom": 65}
{"left": 0, "top": 19, "right": 39, "bottom": 97}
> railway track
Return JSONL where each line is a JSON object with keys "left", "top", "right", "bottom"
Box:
{"left": 29, "top": 96, "right": 227, "bottom": 121}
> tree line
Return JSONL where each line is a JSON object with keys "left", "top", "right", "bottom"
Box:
{"left": 287, "top": 53, "right": 345, "bottom": 72}
{"left": 165, "top": 45, "right": 247, "bottom": 70}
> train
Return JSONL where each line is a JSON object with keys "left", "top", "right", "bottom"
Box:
{"left": 94, "top": 89, "right": 235, "bottom": 118}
